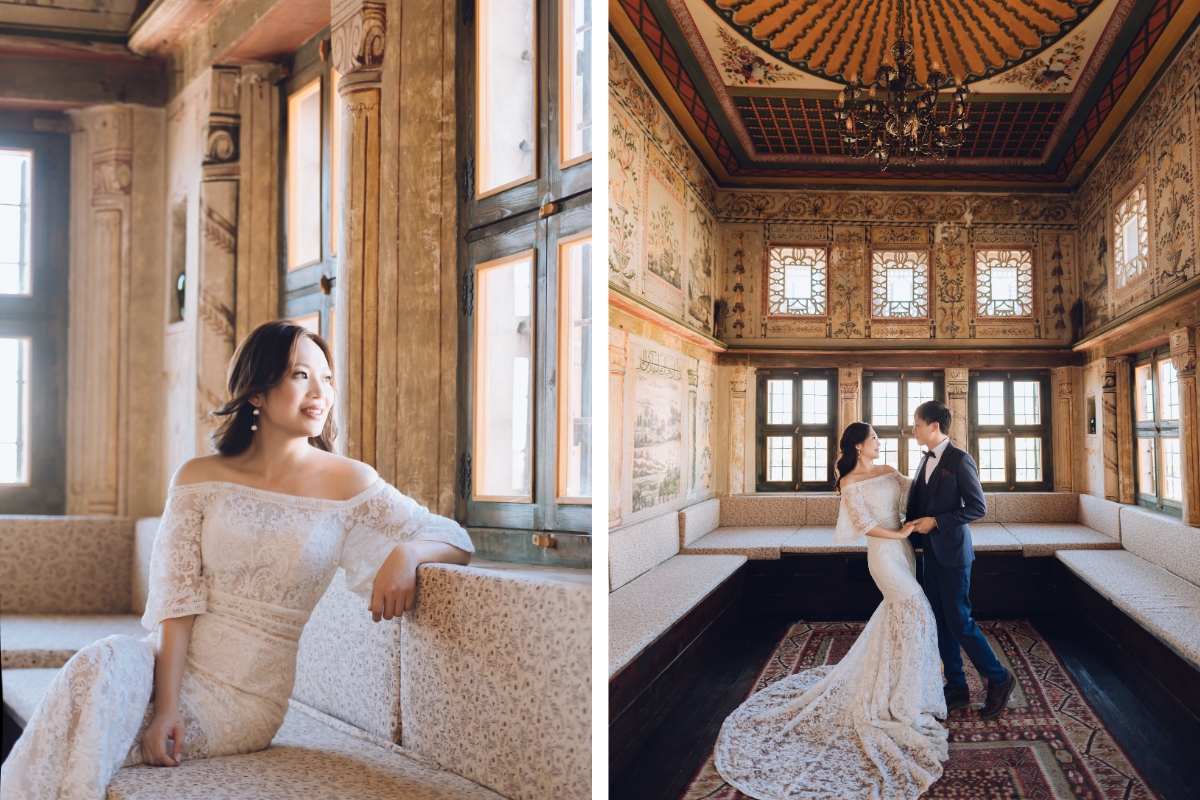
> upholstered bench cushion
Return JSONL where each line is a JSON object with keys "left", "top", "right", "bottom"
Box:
{"left": 0, "top": 614, "right": 148, "bottom": 669}
{"left": 292, "top": 569, "right": 403, "bottom": 743}
{"left": 682, "top": 527, "right": 799, "bottom": 559}
{"left": 106, "top": 701, "right": 503, "bottom": 799}
{"left": 1078, "top": 495, "right": 1121, "bottom": 542}
{"left": 0, "top": 516, "right": 135, "bottom": 615}
{"left": 780, "top": 527, "right": 866, "bottom": 553}
{"left": 1001, "top": 523, "right": 1121, "bottom": 557}
{"left": 720, "top": 496, "right": 806, "bottom": 527}
{"left": 993, "top": 492, "right": 1078, "bottom": 523}
{"left": 679, "top": 499, "right": 720, "bottom": 548}
{"left": 804, "top": 496, "right": 840, "bottom": 526}
{"left": 1119, "top": 506, "right": 1200, "bottom": 587}
{"left": 609, "top": 554, "right": 746, "bottom": 678}
{"left": 1057, "top": 550, "right": 1200, "bottom": 670}
{"left": 400, "top": 561, "right": 591, "bottom": 800}
{"left": 1, "top": 667, "right": 59, "bottom": 726}
{"left": 610, "top": 513, "right": 680, "bottom": 591}
{"left": 963, "top": 523, "right": 1021, "bottom": 551}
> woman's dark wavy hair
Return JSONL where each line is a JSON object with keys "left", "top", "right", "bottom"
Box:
{"left": 834, "top": 422, "right": 874, "bottom": 494}
{"left": 209, "top": 320, "right": 337, "bottom": 455}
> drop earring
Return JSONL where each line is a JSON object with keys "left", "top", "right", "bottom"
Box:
{"left": 251, "top": 408, "right": 259, "bottom": 431}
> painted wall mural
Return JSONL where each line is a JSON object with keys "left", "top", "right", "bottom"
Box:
{"left": 610, "top": 36, "right": 719, "bottom": 339}
{"left": 1075, "top": 21, "right": 1200, "bottom": 335}
{"left": 631, "top": 343, "right": 684, "bottom": 514}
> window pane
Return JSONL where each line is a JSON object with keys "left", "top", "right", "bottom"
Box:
{"left": 975, "top": 249, "right": 1034, "bottom": 317}
{"left": 767, "top": 379, "right": 793, "bottom": 424}
{"left": 558, "top": 237, "right": 592, "bottom": 499}
{"left": 801, "top": 436, "right": 827, "bottom": 482}
{"left": 477, "top": 0, "right": 536, "bottom": 194}
{"left": 0, "top": 149, "right": 32, "bottom": 295}
{"left": 1014, "top": 437, "right": 1041, "bottom": 482}
{"left": 287, "top": 80, "right": 322, "bottom": 269}
{"left": 294, "top": 312, "right": 320, "bottom": 335}
{"left": 1137, "top": 437, "right": 1156, "bottom": 497}
{"left": 1162, "top": 438, "right": 1182, "bottom": 502}
{"left": 1159, "top": 359, "right": 1179, "bottom": 421}
{"left": 0, "top": 338, "right": 29, "bottom": 484}
{"left": 560, "top": 0, "right": 591, "bottom": 162}
{"left": 768, "top": 247, "right": 827, "bottom": 315}
{"left": 1135, "top": 364, "right": 1154, "bottom": 422}
{"left": 871, "top": 251, "right": 929, "bottom": 317}
{"left": 474, "top": 252, "right": 534, "bottom": 499}
{"left": 1013, "top": 381, "right": 1040, "bottom": 425}
{"left": 907, "top": 381, "right": 934, "bottom": 425}
{"left": 977, "top": 381, "right": 1005, "bottom": 425}
{"left": 871, "top": 381, "right": 899, "bottom": 426}
{"left": 978, "top": 438, "right": 1005, "bottom": 482}
{"left": 767, "top": 436, "right": 792, "bottom": 482}
{"left": 907, "top": 439, "right": 924, "bottom": 479}
{"left": 801, "top": 379, "right": 827, "bottom": 424}
{"left": 876, "top": 437, "right": 898, "bottom": 469}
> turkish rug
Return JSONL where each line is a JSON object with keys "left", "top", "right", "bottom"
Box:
{"left": 680, "top": 620, "right": 1160, "bottom": 799}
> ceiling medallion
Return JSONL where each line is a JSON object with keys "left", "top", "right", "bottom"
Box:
{"left": 831, "top": 0, "right": 970, "bottom": 170}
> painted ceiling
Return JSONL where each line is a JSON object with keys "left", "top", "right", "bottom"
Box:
{"left": 0, "top": 0, "right": 146, "bottom": 36}
{"left": 613, "top": 0, "right": 1197, "bottom": 185}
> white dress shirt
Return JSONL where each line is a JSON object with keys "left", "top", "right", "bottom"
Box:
{"left": 923, "top": 437, "right": 952, "bottom": 483}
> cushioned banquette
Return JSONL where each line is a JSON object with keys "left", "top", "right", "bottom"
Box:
{"left": 0, "top": 516, "right": 591, "bottom": 800}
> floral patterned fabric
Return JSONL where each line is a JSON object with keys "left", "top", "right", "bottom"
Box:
{"left": 0, "top": 479, "right": 473, "bottom": 800}
{"left": 714, "top": 472, "right": 949, "bottom": 799}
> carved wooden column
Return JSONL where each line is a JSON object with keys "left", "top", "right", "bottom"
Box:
{"left": 729, "top": 366, "right": 748, "bottom": 494}
{"left": 1051, "top": 366, "right": 1078, "bottom": 492}
{"left": 1101, "top": 358, "right": 1120, "bottom": 501}
{"left": 609, "top": 331, "right": 628, "bottom": 527}
{"left": 332, "top": 0, "right": 385, "bottom": 464}
{"left": 945, "top": 368, "right": 969, "bottom": 450}
{"left": 1170, "top": 326, "right": 1199, "bottom": 524}
{"left": 196, "top": 66, "right": 241, "bottom": 454}
{"left": 1114, "top": 356, "right": 1134, "bottom": 503}
{"left": 838, "top": 367, "right": 861, "bottom": 435}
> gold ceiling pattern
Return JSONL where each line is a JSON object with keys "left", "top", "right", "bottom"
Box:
{"left": 705, "top": 0, "right": 1102, "bottom": 84}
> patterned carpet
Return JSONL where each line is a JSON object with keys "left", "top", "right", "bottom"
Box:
{"left": 681, "top": 620, "right": 1160, "bottom": 800}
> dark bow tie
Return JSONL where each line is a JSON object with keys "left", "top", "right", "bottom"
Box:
{"left": 924, "top": 450, "right": 938, "bottom": 460}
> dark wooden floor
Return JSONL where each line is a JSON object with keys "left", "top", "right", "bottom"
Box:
{"left": 610, "top": 611, "right": 1200, "bottom": 800}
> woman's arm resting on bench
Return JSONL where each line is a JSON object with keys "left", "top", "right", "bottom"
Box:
{"left": 370, "top": 541, "right": 472, "bottom": 623}
{"left": 143, "top": 614, "right": 196, "bottom": 767}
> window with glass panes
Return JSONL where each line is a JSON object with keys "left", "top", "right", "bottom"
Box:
{"left": 871, "top": 250, "right": 930, "bottom": 318}
{"left": 459, "top": 0, "right": 591, "bottom": 532}
{"left": 756, "top": 371, "right": 836, "bottom": 491}
{"left": 863, "top": 373, "right": 942, "bottom": 479}
{"left": 765, "top": 245, "right": 828, "bottom": 317}
{"left": 968, "top": 372, "right": 1052, "bottom": 490}
{"left": 1133, "top": 345, "right": 1182, "bottom": 516}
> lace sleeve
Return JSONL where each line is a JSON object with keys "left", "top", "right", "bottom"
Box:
{"left": 895, "top": 471, "right": 912, "bottom": 521}
{"left": 834, "top": 482, "right": 881, "bottom": 543}
{"left": 141, "top": 487, "right": 210, "bottom": 630}
{"left": 338, "top": 482, "right": 475, "bottom": 600}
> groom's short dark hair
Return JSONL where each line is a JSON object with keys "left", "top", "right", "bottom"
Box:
{"left": 914, "top": 400, "right": 952, "bottom": 435}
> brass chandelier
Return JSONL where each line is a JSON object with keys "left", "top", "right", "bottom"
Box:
{"left": 831, "top": 0, "right": 971, "bottom": 170}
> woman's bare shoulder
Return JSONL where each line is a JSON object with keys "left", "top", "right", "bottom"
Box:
{"left": 841, "top": 464, "right": 897, "bottom": 489}
{"left": 312, "top": 451, "right": 380, "bottom": 497}
{"left": 171, "top": 456, "right": 229, "bottom": 487}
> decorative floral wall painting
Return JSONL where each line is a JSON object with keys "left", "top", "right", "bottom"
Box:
{"left": 632, "top": 345, "right": 684, "bottom": 514}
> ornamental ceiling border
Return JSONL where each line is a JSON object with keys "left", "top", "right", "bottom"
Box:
{"left": 716, "top": 190, "right": 1077, "bottom": 224}
{"left": 614, "top": 0, "right": 1191, "bottom": 183}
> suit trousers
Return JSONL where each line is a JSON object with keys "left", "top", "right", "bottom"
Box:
{"left": 920, "top": 552, "right": 1007, "bottom": 691}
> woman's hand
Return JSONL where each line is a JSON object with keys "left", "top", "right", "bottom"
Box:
{"left": 141, "top": 708, "right": 185, "bottom": 766}
{"left": 370, "top": 543, "right": 417, "bottom": 622}
{"left": 898, "top": 522, "right": 916, "bottom": 538}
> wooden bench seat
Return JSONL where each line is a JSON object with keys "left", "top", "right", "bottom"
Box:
{"left": 0, "top": 614, "right": 148, "bottom": 669}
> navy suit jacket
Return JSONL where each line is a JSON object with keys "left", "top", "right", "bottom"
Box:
{"left": 906, "top": 441, "right": 987, "bottom": 568}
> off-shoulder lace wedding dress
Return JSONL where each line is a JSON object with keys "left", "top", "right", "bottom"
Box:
{"left": 0, "top": 478, "right": 474, "bottom": 800}
{"left": 714, "top": 470, "right": 948, "bottom": 799}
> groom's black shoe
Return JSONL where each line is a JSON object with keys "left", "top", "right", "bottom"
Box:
{"left": 979, "top": 669, "right": 1015, "bottom": 720}
{"left": 944, "top": 687, "right": 970, "bottom": 711}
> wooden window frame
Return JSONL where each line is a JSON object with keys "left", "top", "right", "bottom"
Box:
{"left": 555, "top": 231, "right": 592, "bottom": 504}
{"left": 557, "top": 0, "right": 593, "bottom": 170}
{"left": 968, "top": 371, "right": 1053, "bottom": 491}
{"left": 475, "top": 0, "right": 539, "bottom": 200}
{"left": 755, "top": 370, "right": 837, "bottom": 492}
{"left": 761, "top": 243, "right": 830, "bottom": 320}
{"left": 862, "top": 371, "right": 944, "bottom": 478}
{"left": 1132, "top": 344, "right": 1183, "bottom": 517}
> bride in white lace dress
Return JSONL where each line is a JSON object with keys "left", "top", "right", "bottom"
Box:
{"left": 714, "top": 422, "right": 948, "bottom": 799}
{"left": 0, "top": 321, "right": 474, "bottom": 800}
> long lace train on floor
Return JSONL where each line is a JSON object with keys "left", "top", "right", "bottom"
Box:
{"left": 714, "top": 590, "right": 949, "bottom": 800}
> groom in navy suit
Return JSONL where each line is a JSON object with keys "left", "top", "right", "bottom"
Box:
{"left": 906, "top": 400, "right": 1015, "bottom": 720}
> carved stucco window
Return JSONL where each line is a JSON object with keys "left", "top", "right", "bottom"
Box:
{"left": 767, "top": 246, "right": 827, "bottom": 316}
{"left": 1113, "top": 183, "right": 1149, "bottom": 290}
{"left": 871, "top": 250, "right": 929, "bottom": 318}
{"left": 975, "top": 249, "right": 1033, "bottom": 317}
